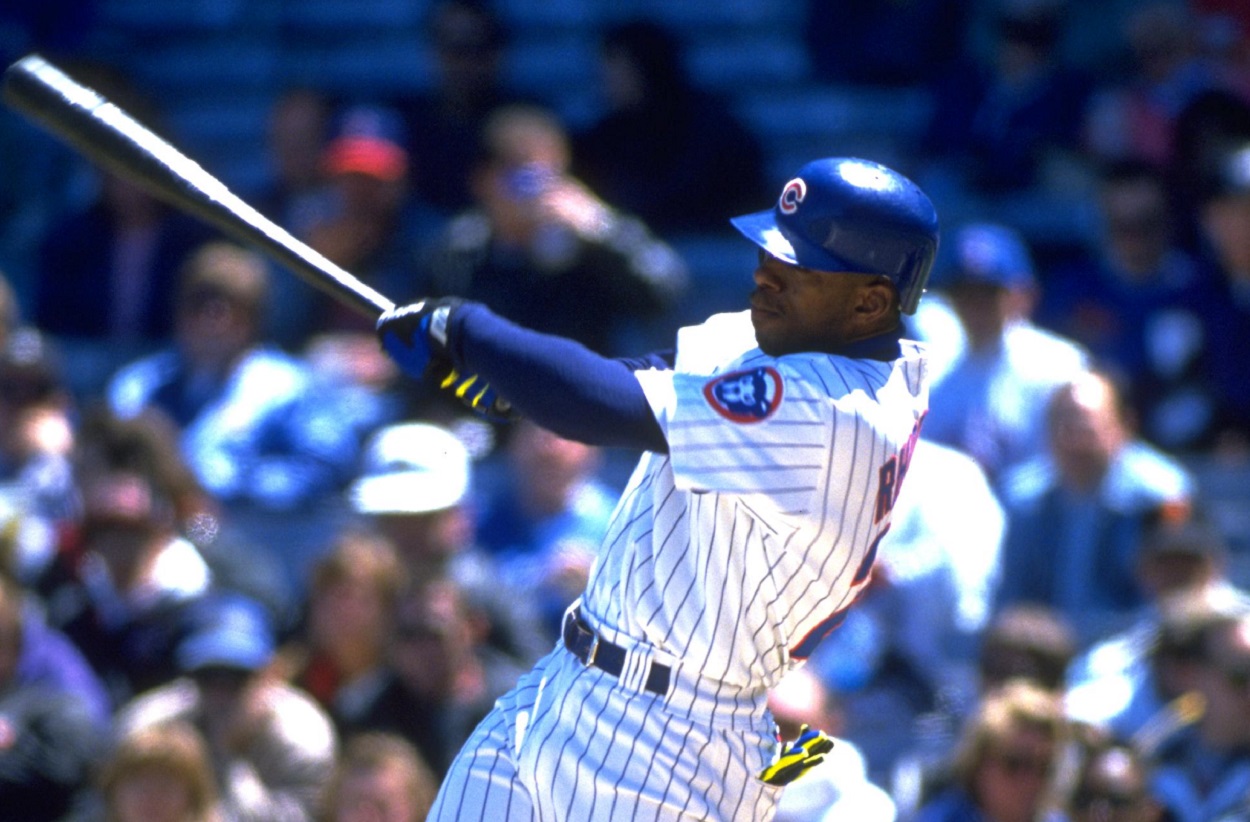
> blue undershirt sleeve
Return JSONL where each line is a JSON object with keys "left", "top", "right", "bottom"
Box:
{"left": 448, "top": 303, "right": 670, "bottom": 452}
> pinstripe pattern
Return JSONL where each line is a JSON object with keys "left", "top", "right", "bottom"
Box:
{"left": 428, "top": 310, "right": 928, "bottom": 821}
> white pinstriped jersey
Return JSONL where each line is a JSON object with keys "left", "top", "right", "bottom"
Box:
{"left": 426, "top": 310, "right": 930, "bottom": 822}
{"left": 585, "top": 310, "right": 929, "bottom": 694}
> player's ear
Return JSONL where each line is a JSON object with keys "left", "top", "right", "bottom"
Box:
{"left": 854, "top": 278, "right": 896, "bottom": 324}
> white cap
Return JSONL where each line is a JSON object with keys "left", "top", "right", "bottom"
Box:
{"left": 350, "top": 423, "right": 471, "bottom": 515}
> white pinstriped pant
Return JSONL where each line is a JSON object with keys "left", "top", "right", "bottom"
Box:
{"left": 426, "top": 644, "right": 782, "bottom": 821}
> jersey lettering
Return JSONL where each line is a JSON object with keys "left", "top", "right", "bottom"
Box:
{"left": 873, "top": 412, "right": 926, "bottom": 524}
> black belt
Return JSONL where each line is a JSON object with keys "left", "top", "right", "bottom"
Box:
{"left": 563, "top": 610, "right": 671, "bottom": 696}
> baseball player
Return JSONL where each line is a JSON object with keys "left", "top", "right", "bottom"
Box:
{"left": 377, "top": 157, "right": 938, "bottom": 821}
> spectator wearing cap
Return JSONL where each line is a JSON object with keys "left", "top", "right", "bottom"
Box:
{"left": 922, "top": 222, "right": 1089, "bottom": 485}
{"left": 305, "top": 103, "right": 447, "bottom": 339}
{"left": 1036, "top": 159, "right": 1228, "bottom": 453}
{"left": 992, "top": 369, "right": 1195, "bottom": 647}
{"left": 348, "top": 421, "right": 548, "bottom": 667}
{"left": 1066, "top": 512, "right": 1250, "bottom": 741}
{"left": 1194, "top": 141, "right": 1250, "bottom": 451}
{"left": 116, "top": 592, "right": 337, "bottom": 822}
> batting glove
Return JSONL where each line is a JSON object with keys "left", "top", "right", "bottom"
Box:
{"left": 758, "top": 724, "right": 835, "bottom": 787}
{"left": 376, "top": 297, "right": 463, "bottom": 380}
{"left": 435, "top": 365, "right": 516, "bottom": 422}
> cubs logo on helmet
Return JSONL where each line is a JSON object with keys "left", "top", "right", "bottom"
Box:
{"left": 703, "top": 367, "right": 784, "bottom": 423}
{"left": 778, "top": 178, "right": 806, "bottom": 214}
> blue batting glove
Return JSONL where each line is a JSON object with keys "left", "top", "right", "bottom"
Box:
{"left": 376, "top": 298, "right": 462, "bottom": 380}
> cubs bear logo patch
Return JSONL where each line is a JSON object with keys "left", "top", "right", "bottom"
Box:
{"left": 703, "top": 367, "right": 784, "bottom": 423}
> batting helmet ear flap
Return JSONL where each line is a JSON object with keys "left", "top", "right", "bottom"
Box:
{"left": 731, "top": 158, "right": 939, "bottom": 314}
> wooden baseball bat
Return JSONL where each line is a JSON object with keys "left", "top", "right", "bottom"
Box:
{"left": 2, "top": 53, "right": 394, "bottom": 319}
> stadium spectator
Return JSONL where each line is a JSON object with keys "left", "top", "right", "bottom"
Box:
{"left": 33, "top": 408, "right": 215, "bottom": 706}
{"left": 1192, "top": 141, "right": 1250, "bottom": 453}
{"left": 252, "top": 87, "right": 337, "bottom": 350}
{"left": 1067, "top": 556, "right": 1249, "bottom": 749}
{"left": 347, "top": 421, "right": 548, "bottom": 667}
{"left": 911, "top": 679, "right": 1070, "bottom": 822}
{"left": 397, "top": 0, "right": 530, "bottom": 213}
{"left": 424, "top": 103, "right": 687, "bottom": 356}
{"left": 993, "top": 369, "right": 1195, "bottom": 645}
{"left": 0, "top": 573, "right": 103, "bottom": 822}
{"left": 922, "top": 222, "right": 1089, "bottom": 485}
{"left": 305, "top": 104, "right": 447, "bottom": 337}
{"left": 1064, "top": 739, "right": 1163, "bottom": 822}
{"left": 920, "top": 0, "right": 1092, "bottom": 195}
{"left": 85, "top": 721, "right": 223, "bottom": 822}
{"left": 0, "top": 326, "right": 78, "bottom": 536}
{"left": 321, "top": 733, "right": 438, "bottom": 822}
{"left": 345, "top": 577, "right": 527, "bottom": 779}
{"left": 572, "top": 18, "right": 770, "bottom": 235}
{"left": 115, "top": 592, "right": 337, "bottom": 822}
{"left": 1082, "top": 3, "right": 1222, "bottom": 168}
{"left": 1036, "top": 159, "right": 1227, "bottom": 452}
{"left": 108, "top": 240, "right": 360, "bottom": 510}
{"left": 1150, "top": 608, "right": 1250, "bottom": 821}
{"left": 269, "top": 531, "right": 406, "bottom": 734}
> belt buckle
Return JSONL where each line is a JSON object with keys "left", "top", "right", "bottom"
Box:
{"left": 584, "top": 632, "right": 600, "bottom": 668}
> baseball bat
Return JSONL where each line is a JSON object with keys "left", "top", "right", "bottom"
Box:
{"left": 2, "top": 53, "right": 394, "bottom": 319}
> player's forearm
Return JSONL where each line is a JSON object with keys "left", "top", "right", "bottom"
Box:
{"left": 450, "top": 303, "right": 668, "bottom": 452}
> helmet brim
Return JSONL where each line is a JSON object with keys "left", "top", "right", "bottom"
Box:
{"left": 730, "top": 210, "right": 801, "bottom": 267}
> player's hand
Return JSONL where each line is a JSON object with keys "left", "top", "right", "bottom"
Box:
{"left": 375, "top": 297, "right": 462, "bottom": 380}
{"left": 758, "top": 724, "right": 835, "bottom": 787}
{"left": 435, "top": 364, "right": 516, "bottom": 422}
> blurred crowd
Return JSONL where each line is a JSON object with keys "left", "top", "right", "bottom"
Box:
{"left": 2, "top": 0, "right": 1250, "bottom": 820}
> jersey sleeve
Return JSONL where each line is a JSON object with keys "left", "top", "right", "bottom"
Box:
{"left": 635, "top": 361, "right": 830, "bottom": 512}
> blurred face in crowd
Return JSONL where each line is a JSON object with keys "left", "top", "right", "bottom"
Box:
{"left": 111, "top": 765, "right": 196, "bottom": 822}
{"left": 1068, "top": 747, "right": 1159, "bottom": 822}
{"left": 1101, "top": 177, "right": 1171, "bottom": 278}
{"left": 974, "top": 723, "right": 1058, "bottom": 822}
{"left": 310, "top": 573, "right": 390, "bottom": 674}
{"left": 81, "top": 470, "right": 168, "bottom": 589}
{"left": 332, "top": 761, "right": 421, "bottom": 822}
{"left": 1048, "top": 374, "right": 1128, "bottom": 491}
{"left": 176, "top": 288, "right": 254, "bottom": 373}
{"left": 947, "top": 275, "right": 1036, "bottom": 351}
{"left": 389, "top": 582, "right": 474, "bottom": 699}
{"left": 1196, "top": 617, "right": 1250, "bottom": 749}
{"left": 1201, "top": 191, "right": 1250, "bottom": 281}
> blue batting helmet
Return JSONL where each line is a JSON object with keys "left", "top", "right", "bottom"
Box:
{"left": 730, "top": 157, "right": 939, "bottom": 314}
